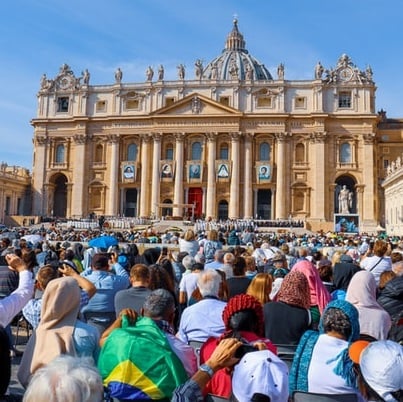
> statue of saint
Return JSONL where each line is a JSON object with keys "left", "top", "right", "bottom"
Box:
{"left": 115, "top": 67, "right": 123, "bottom": 83}
{"left": 338, "top": 185, "right": 353, "bottom": 214}
{"left": 146, "top": 66, "right": 154, "bottom": 81}
{"left": 177, "top": 64, "right": 185, "bottom": 80}
{"left": 315, "top": 62, "right": 324, "bottom": 79}
{"left": 277, "top": 63, "right": 285, "bottom": 80}
{"left": 82, "top": 69, "right": 90, "bottom": 85}
{"left": 195, "top": 59, "right": 203, "bottom": 79}
{"left": 158, "top": 65, "right": 164, "bottom": 80}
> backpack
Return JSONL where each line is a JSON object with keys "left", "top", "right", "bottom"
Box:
{"left": 203, "top": 240, "right": 217, "bottom": 262}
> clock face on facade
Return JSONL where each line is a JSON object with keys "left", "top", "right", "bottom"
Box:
{"left": 339, "top": 67, "right": 353, "bottom": 82}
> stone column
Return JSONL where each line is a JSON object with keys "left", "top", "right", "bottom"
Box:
{"left": 275, "top": 132, "right": 289, "bottom": 219}
{"left": 243, "top": 133, "right": 253, "bottom": 219}
{"left": 107, "top": 135, "right": 119, "bottom": 216}
{"left": 362, "top": 133, "right": 376, "bottom": 223}
{"left": 229, "top": 132, "right": 241, "bottom": 219}
{"left": 71, "top": 134, "right": 87, "bottom": 217}
{"left": 151, "top": 134, "right": 161, "bottom": 218}
{"left": 66, "top": 183, "right": 73, "bottom": 218}
{"left": 206, "top": 133, "right": 217, "bottom": 218}
{"left": 309, "top": 131, "right": 327, "bottom": 221}
{"left": 173, "top": 133, "right": 185, "bottom": 217}
{"left": 32, "top": 135, "right": 49, "bottom": 216}
{"left": 139, "top": 134, "right": 151, "bottom": 217}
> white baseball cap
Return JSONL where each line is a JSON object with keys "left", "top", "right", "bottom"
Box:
{"left": 232, "top": 350, "right": 289, "bottom": 402}
{"left": 360, "top": 340, "right": 403, "bottom": 402}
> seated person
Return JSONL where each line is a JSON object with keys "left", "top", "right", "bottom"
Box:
{"left": 18, "top": 276, "right": 100, "bottom": 388}
{"left": 23, "top": 355, "right": 104, "bottom": 402}
{"left": 200, "top": 293, "right": 277, "bottom": 399}
{"left": 289, "top": 299, "right": 365, "bottom": 401}
{"left": 98, "top": 289, "right": 197, "bottom": 401}
{"left": 349, "top": 339, "right": 403, "bottom": 402}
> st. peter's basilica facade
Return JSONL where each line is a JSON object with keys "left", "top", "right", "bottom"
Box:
{"left": 31, "top": 19, "right": 399, "bottom": 233}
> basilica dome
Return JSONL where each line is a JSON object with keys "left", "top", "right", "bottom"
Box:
{"left": 202, "top": 19, "right": 273, "bottom": 81}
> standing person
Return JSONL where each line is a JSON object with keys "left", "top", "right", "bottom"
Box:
{"left": 179, "top": 260, "right": 203, "bottom": 307}
{"left": 179, "top": 229, "right": 199, "bottom": 257}
{"left": 81, "top": 253, "right": 130, "bottom": 334}
{"left": 202, "top": 230, "right": 223, "bottom": 264}
{"left": 346, "top": 270, "right": 391, "bottom": 340}
{"left": 360, "top": 239, "right": 392, "bottom": 286}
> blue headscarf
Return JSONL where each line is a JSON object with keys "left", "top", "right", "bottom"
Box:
{"left": 289, "top": 299, "right": 360, "bottom": 394}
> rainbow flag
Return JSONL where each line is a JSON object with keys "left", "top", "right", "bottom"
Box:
{"left": 98, "top": 316, "right": 188, "bottom": 400}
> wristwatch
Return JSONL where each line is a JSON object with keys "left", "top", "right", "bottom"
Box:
{"left": 199, "top": 363, "right": 214, "bottom": 378}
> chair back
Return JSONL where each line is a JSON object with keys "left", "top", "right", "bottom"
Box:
{"left": 275, "top": 343, "right": 297, "bottom": 371}
{"left": 293, "top": 391, "right": 358, "bottom": 402}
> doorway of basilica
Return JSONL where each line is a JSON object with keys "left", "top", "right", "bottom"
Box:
{"left": 52, "top": 174, "right": 67, "bottom": 217}
{"left": 257, "top": 190, "right": 272, "bottom": 219}
{"left": 187, "top": 188, "right": 202, "bottom": 218}
{"left": 218, "top": 200, "right": 228, "bottom": 220}
{"left": 124, "top": 189, "right": 138, "bottom": 217}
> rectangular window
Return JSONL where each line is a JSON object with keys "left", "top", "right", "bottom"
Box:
{"left": 126, "top": 100, "right": 139, "bottom": 110}
{"left": 165, "top": 97, "right": 175, "bottom": 107}
{"left": 57, "top": 97, "right": 69, "bottom": 112}
{"left": 384, "top": 159, "right": 389, "bottom": 169}
{"left": 295, "top": 97, "right": 306, "bottom": 109}
{"left": 338, "top": 91, "right": 351, "bottom": 108}
{"left": 96, "top": 101, "right": 106, "bottom": 112}
{"left": 257, "top": 97, "right": 272, "bottom": 107}
{"left": 219, "top": 96, "right": 230, "bottom": 106}
{"left": 166, "top": 148, "right": 174, "bottom": 160}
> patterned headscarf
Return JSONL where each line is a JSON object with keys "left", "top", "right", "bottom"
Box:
{"left": 289, "top": 299, "right": 360, "bottom": 394}
{"left": 222, "top": 294, "right": 264, "bottom": 337}
{"left": 276, "top": 270, "right": 310, "bottom": 310}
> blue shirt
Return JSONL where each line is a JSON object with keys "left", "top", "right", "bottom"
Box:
{"left": 81, "top": 264, "right": 129, "bottom": 314}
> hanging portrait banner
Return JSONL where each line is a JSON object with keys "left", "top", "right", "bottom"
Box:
{"left": 160, "top": 161, "right": 175, "bottom": 181}
{"left": 216, "top": 161, "right": 230, "bottom": 181}
{"left": 187, "top": 161, "right": 202, "bottom": 183}
{"left": 256, "top": 163, "right": 272, "bottom": 182}
{"left": 121, "top": 163, "right": 136, "bottom": 182}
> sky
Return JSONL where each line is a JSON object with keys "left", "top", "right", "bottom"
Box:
{"left": 1, "top": 0, "right": 403, "bottom": 170}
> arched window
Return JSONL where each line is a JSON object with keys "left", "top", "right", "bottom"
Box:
{"left": 127, "top": 144, "right": 138, "bottom": 161}
{"left": 165, "top": 143, "right": 174, "bottom": 160}
{"left": 55, "top": 144, "right": 65, "bottom": 163}
{"left": 191, "top": 142, "right": 202, "bottom": 160}
{"left": 340, "top": 143, "right": 351, "bottom": 163}
{"left": 259, "top": 142, "right": 270, "bottom": 161}
{"left": 95, "top": 144, "right": 103, "bottom": 163}
{"left": 219, "top": 143, "right": 229, "bottom": 160}
{"left": 295, "top": 143, "right": 305, "bottom": 163}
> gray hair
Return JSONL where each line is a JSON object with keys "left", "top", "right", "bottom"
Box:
{"left": 197, "top": 270, "right": 221, "bottom": 297}
{"left": 182, "top": 255, "right": 196, "bottom": 270}
{"left": 143, "top": 289, "right": 175, "bottom": 319}
{"left": 23, "top": 355, "right": 103, "bottom": 402}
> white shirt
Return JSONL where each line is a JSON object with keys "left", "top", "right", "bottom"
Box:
{"left": 360, "top": 255, "right": 392, "bottom": 285}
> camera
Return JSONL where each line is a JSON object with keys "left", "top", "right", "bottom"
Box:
{"left": 234, "top": 343, "right": 258, "bottom": 359}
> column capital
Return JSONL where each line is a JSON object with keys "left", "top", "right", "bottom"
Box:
{"left": 73, "top": 134, "right": 88, "bottom": 145}
{"left": 35, "top": 135, "right": 49, "bottom": 146}
{"left": 140, "top": 133, "right": 152, "bottom": 143}
{"left": 244, "top": 132, "right": 254, "bottom": 141}
{"left": 107, "top": 134, "right": 119, "bottom": 144}
{"left": 152, "top": 133, "right": 162, "bottom": 142}
{"left": 363, "top": 133, "right": 375, "bottom": 144}
{"left": 275, "top": 132, "right": 291, "bottom": 142}
{"left": 205, "top": 132, "right": 218, "bottom": 142}
{"left": 230, "top": 131, "right": 242, "bottom": 141}
{"left": 309, "top": 131, "right": 327, "bottom": 143}
{"left": 174, "top": 132, "right": 185, "bottom": 142}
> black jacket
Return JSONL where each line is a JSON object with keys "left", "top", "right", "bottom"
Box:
{"left": 377, "top": 276, "right": 403, "bottom": 320}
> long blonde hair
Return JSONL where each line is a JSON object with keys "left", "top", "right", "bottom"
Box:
{"left": 246, "top": 273, "right": 273, "bottom": 305}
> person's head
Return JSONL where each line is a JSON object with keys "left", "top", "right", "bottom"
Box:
{"left": 276, "top": 270, "right": 310, "bottom": 310}
{"left": 130, "top": 264, "right": 150, "bottom": 286}
{"left": 320, "top": 299, "right": 360, "bottom": 342}
{"left": 373, "top": 239, "right": 388, "bottom": 257}
{"left": 390, "top": 251, "right": 403, "bottom": 264}
{"left": 36, "top": 265, "right": 60, "bottom": 291}
{"left": 222, "top": 294, "right": 264, "bottom": 336}
{"left": 182, "top": 255, "right": 196, "bottom": 271}
{"left": 23, "top": 355, "right": 104, "bottom": 402}
{"left": 197, "top": 269, "right": 222, "bottom": 298}
{"left": 183, "top": 229, "right": 195, "bottom": 241}
{"left": 379, "top": 270, "right": 397, "bottom": 290}
{"left": 232, "top": 256, "right": 246, "bottom": 276}
{"left": 246, "top": 273, "right": 273, "bottom": 305}
{"left": 207, "top": 229, "right": 219, "bottom": 241}
{"left": 142, "top": 247, "right": 160, "bottom": 265}
{"left": 349, "top": 340, "right": 403, "bottom": 402}
{"left": 280, "top": 243, "right": 290, "bottom": 255}
{"left": 392, "top": 260, "right": 403, "bottom": 276}
{"left": 190, "top": 262, "right": 204, "bottom": 272}
{"left": 142, "top": 289, "right": 175, "bottom": 323}
{"left": 223, "top": 252, "right": 235, "bottom": 265}
{"left": 148, "top": 264, "right": 175, "bottom": 294}
{"left": 244, "top": 255, "right": 256, "bottom": 272}
{"left": 298, "top": 247, "right": 309, "bottom": 258}
{"left": 22, "top": 249, "right": 38, "bottom": 270}
{"left": 317, "top": 259, "right": 333, "bottom": 282}
{"left": 194, "top": 252, "right": 206, "bottom": 265}
{"left": 91, "top": 253, "right": 109, "bottom": 271}
{"left": 271, "top": 252, "right": 286, "bottom": 268}
{"left": 214, "top": 249, "right": 225, "bottom": 263}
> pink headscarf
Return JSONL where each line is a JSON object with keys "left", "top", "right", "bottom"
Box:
{"left": 292, "top": 259, "right": 331, "bottom": 313}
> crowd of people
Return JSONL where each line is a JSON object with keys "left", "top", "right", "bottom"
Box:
{"left": 0, "top": 222, "right": 402, "bottom": 401}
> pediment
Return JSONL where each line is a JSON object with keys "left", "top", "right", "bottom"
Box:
{"left": 151, "top": 93, "right": 242, "bottom": 116}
